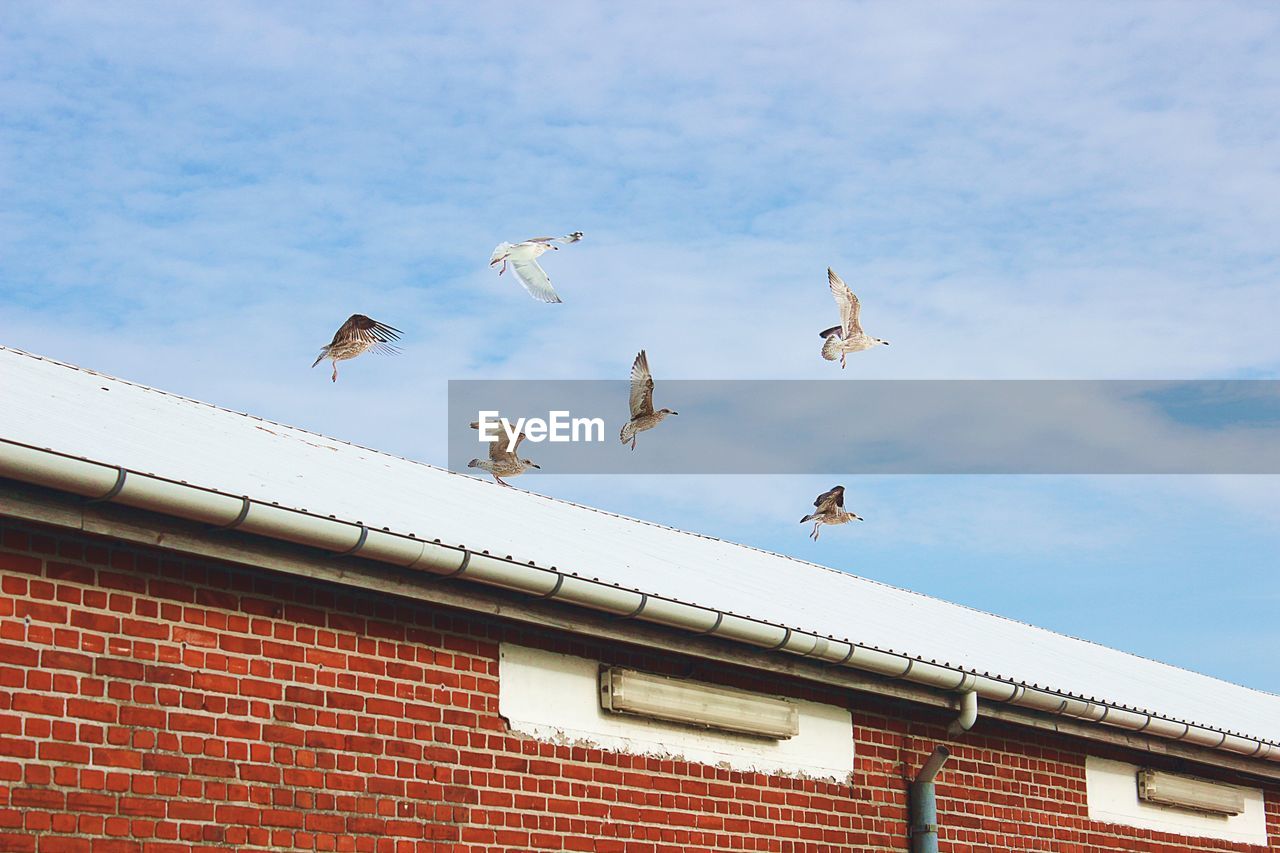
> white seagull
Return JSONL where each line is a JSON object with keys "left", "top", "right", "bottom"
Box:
{"left": 489, "top": 232, "right": 584, "bottom": 303}
{"left": 820, "top": 267, "right": 889, "bottom": 368}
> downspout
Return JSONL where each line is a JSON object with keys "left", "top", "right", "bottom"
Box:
{"left": 947, "top": 688, "right": 978, "bottom": 736}
{"left": 910, "top": 746, "right": 951, "bottom": 853}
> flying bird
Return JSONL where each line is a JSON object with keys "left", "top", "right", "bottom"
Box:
{"left": 311, "top": 314, "right": 403, "bottom": 382}
{"left": 468, "top": 419, "right": 540, "bottom": 487}
{"left": 489, "top": 232, "right": 584, "bottom": 303}
{"left": 620, "top": 350, "right": 677, "bottom": 450}
{"left": 799, "top": 485, "right": 863, "bottom": 540}
{"left": 820, "top": 268, "right": 889, "bottom": 368}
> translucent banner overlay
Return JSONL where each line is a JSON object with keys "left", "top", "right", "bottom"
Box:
{"left": 447, "top": 380, "right": 1280, "bottom": 474}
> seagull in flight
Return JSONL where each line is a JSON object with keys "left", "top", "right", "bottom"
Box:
{"left": 620, "top": 350, "right": 677, "bottom": 450}
{"left": 311, "top": 314, "right": 402, "bottom": 382}
{"left": 467, "top": 419, "right": 541, "bottom": 487}
{"left": 489, "top": 232, "right": 584, "bottom": 303}
{"left": 800, "top": 485, "right": 863, "bottom": 540}
{"left": 820, "top": 268, "right": 888, "bottom": 368}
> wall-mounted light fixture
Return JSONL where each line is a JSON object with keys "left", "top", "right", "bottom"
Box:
{"left": 599, "top": 667, "right": 799, "bottom": 739}
{"left": 1137, "top": 769, "right": 1245, "bottom": 816}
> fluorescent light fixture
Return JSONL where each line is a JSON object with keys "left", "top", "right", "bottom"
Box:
{"left": 1136, "top": 769, "right": 1245, "bottom": 816}
{"left": 599, "top": 667, "right": 799, "bottom": 739}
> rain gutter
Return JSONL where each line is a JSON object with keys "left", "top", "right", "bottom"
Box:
{"left": 0, "top": 437, "right": 1276, "bottom": 766}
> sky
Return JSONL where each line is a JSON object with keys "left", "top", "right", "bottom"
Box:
{"left": 1, "top": 2, "right": 1278, "bottom": 690}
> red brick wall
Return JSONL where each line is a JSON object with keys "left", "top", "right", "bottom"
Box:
{"left": 0, "top": 515, "right": 1276, "bottom": 852}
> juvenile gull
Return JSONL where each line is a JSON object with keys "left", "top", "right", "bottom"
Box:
{"left": 820, "top": 268, "right": 888, "bottom": 368}
{"left": 799, "top": 485, "right": 863, "bottom": 540}
{"left": 489, "top": 232, "right": 584, "bottom": 303}
{"left": 468, "top": 419, "right": 540, "bottom": 487}
{"left": 620, "top": 350, "right": 677, "bottom": 450}
{"left": 311, "top": 314, "right": 402, "bottom": 382}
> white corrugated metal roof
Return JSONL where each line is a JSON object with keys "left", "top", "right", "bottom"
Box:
{"left": 2, "top": 345, "right": 1277, "bottom": 745}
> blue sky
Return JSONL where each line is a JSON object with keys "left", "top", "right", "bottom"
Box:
{"left": 2, "top": 2, "right": 1278, "bottom": 689}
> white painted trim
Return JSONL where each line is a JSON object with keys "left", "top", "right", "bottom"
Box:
{"left": 498, "top": 643, "right": 854, "bottom": 780}
{"left": 1085, "top": 757, "right": 1268, "bottom": 845}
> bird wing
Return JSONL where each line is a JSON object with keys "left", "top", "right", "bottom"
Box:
{"left": 628, "top": 350, "right": 655, "bottom": 419}
{"left": 471, "top": 419, "right": 519, "bottom": 459}
{"left": 828, "top": 268, "right": 862, "bottom": 338}
{"left": 813, "top": 485, "right": 845, "bottom": 512}
{"left": 528, "top": 231, "right": 583, "bottom": 245}
{"left": 332, "top": 314, "right": 403, "bottom": 348}
{"left": 509, "top": 257, "right": 563, "bottom": 303}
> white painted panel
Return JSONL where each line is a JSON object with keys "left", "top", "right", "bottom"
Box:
{"left": 1085, "top": 757, "right": 1268, "bottom": 845}
{"left": 498, "top": 643, "right": 854, "bottom": 780}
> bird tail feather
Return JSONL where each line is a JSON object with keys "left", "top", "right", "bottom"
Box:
{"left": 311, "top": 347, "right": 329, "bottom": 368}
{"left": 800, "top": 513, "right": 815, "bottom": 523}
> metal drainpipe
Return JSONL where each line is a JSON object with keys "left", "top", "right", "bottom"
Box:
{"left": 910, "top": 746, "right": 951, "bottom": 853}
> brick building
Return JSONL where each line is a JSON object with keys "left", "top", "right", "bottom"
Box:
{"left": 0, "top": 344, "right": 1276, "bottom": 852}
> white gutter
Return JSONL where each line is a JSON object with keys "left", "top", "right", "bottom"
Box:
{"left": 0, "top": 438, "right": 1275, "bottom": 765}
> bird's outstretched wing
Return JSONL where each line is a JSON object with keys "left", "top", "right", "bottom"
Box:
{"left": 628, "top": 350, "right": 655, "bottom": 419}
{"left": 828, "top": 268, "right": 862, "bottom": 338}
{"left": 471, "top": 419, "right": 520, "bottom": 459}
{"left": 509, "top": 258, "right": 563, "bottom": 303}
{"left": 529, "top": 231, "right": 584, "bottom": 245}
{"left": 334, "top": 314, "right": 403, "bottom": 347}
{"left": 813, "top": 485, "right": 845, "bottom": 512}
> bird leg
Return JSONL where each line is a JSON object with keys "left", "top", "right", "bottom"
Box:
{"left": 630, "top": 437, "right": 637, "bottom": 450}
{"left": 331, "top": 362, "right": 338, "bottom": 382}
{"left": 840, "top": 353, "right": 847, "bottom": 369}
{"left": 810, "top": 523, "right": 821, "bottom": 541}
{"left": 494, "top": 475, "right": 510, "bottom": 487}
{"left": 497, "top": 260, "right": 507, "bottom": 276}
